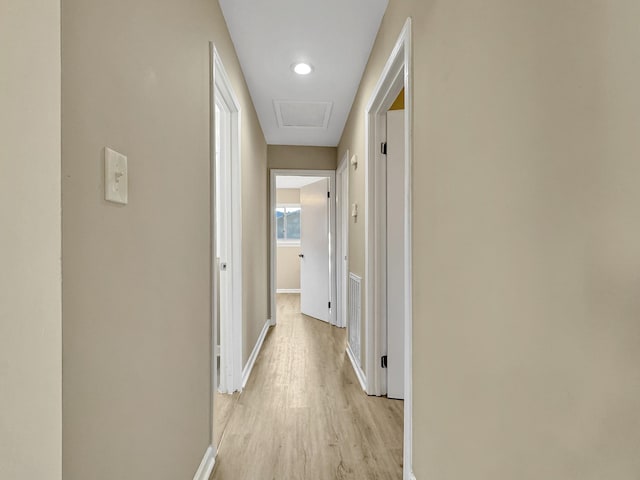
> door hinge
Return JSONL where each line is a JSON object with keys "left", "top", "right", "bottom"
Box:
{"left": 328, "top": 301, "right": 331, "bottom": 309}
{"left": 381, "top": 355, "right": 388, "bottom": 368}
{"left": 381, "top": 142, "right": 387, "bottom": 155}
{"left": 327, "top": 191, "right": 330, "bottom": 198}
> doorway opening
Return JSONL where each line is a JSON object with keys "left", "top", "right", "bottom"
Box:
{"left": 363, "top": 18, "right": 413, "bottom": 479}
{"left": 210, "top": 44, "right": 243, "bottom": 459}
{"left": 269, "top": 170, "right": 337, "bottom": 326}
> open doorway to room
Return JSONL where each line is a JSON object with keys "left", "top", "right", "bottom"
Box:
{"left": 210, "top": 45, "right": 243, "bottom": 455}
{"left": 269, "top": 170, "right": 337, "bottom": 326}
{"left": 384, "top": 95, "right": 406, "bottom": 401}
{"left": 362, "top": 19, "right": 413, "bottom": 479}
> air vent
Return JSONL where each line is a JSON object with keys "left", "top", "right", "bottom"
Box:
{"left": 273, "top": 100, "right": 333, "bottom": 129}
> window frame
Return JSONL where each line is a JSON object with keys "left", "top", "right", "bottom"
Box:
{"left": 275, "top": 203, "right": 301, "bottom": 246}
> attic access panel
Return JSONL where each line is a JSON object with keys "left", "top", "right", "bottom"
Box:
{"left": 273, "top": 100, "right": 333, "bottom": 129}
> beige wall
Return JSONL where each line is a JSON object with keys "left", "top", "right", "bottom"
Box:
{"left": 242, "top": 102, "right": 269, "bottom": 367}
{"left": 340, "top": 1, "right": 640, "bottom": 478}
{"left": 277, "top": 246, "right": 301, "bottom": 290}
{"left": 62, "top": 0, "right": 267, "bottom": 479}
{"left": 0, "top": 1, "right": 61, "bottom": 479}
{"left": 268, "top": 145, "right": 337, "bottom": 170}
{"left": 276, "top": 188, "right": 300, "bottom": 204}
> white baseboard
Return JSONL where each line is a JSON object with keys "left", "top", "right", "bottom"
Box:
{"left": 276, "top": 288, "right": 300, "bottom": 294}
{"left": 193, "top": 445, "right": 215, "bottom": 480}
{"left": 242, "top": 319, "right": 271, "bottom": 389}
{"left": 346, "top": 343, "right": 367, "bottom": 391}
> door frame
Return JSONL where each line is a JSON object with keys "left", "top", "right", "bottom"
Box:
{"left": 363, "top": 18, "right": 413, "bottom": 480}
{"left": 210, "top": 43, "right": 243, "bottom": 450}
{"left": 269, "top": 169, "right": 336, "bottom": 326}
{"left": 336, "top": 152, "right": 350, "bottom": 329}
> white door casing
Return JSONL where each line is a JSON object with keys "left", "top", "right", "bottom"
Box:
{"left": 363, "top": 18, "right": 413, "bottom": 480}
{"left": 269, "top": 170, "right": 336, "bottom": 327}
{"left": 215, "top": 94, "right": 233, "bottom": 394}
{"left": 212, "top": 47, "right": 243, "bottom": 397}
{"left": 337, "top": 152, "right": 349, "bottom": 329}
{"left": 386, "top": 109, "right": 405, "bottom": 400}
{"left": 210, "top": 44, "right": 243, "bottom": 462}
{"left": 300, "top": 178, "right": 330, "bottom": 322}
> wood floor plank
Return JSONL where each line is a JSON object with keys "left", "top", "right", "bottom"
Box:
{"left": 211, "top": 294, "right": 403, "bottom": 480}
{"left": 213, "top": 390, "right": 240, "bottom": 447}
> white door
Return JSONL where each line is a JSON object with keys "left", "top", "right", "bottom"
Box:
{"left": 386, "top": 110, "right": 405, "bottom": 400}
{"left": 300, "top": 178, "right": 330, "bottom": 322}
{"left": 212, "top": 52, "right": 243, "bottom": 396}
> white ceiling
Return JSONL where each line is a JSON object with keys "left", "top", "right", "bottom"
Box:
{"left": 218, "top": 0, "right": 388, "bottom": 147}
{"left": 276, "top": 176, "right": 324, "bottom": 189}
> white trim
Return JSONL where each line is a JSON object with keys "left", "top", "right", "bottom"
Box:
{"left": 276, "top": 203, "right": 302, "bottom": 208}
{"left": 270, "top": 169, "right": 337, "bottom": 327}
{"left": 193, "top": 445, "right": 216, "bottom": 480}
{"left": 277, "top": 242, "right": 301, "bottom": 247}
{"left": 403, "top": 19, "right": 414, "bottom": 480}
{"left": 410, "top": 473, "right": 416, "bottom": 480}
{"left": 242, "top": 319, "right": 271, "bottom": 389}
{"left": 209, "top": 42, "right": 217, "bottom": 450}
{"left": 276, "top": 288, "right": 301, "bottom": 294}
{"left": 363, "top": 18, "right": 413, "bottom": 480}
{"left": 210, "top": 44, "right": 244, "bottom": 458}
{"left": 346, "top": 343, "right": 367, "bottom": 391}
{"left": 336, "top": 151, "right": 350, "bottom": 329}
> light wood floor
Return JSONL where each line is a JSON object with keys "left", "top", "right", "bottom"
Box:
{"left": 213, "top": 390, "right": 240, "bottom": 447}
{"left": 211, "top": 293, "right": 403, "bottom": 480}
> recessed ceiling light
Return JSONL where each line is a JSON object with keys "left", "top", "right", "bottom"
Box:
{"left": 293, "top": 63, "right": 313, "bottom": 75}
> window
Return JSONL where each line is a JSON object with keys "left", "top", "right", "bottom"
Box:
{"left": 276, "top": 205, "right": 301, "bottom": 243}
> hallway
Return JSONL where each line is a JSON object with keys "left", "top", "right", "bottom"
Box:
{"left": 211, "top": 294, "right": 403, "bottom": 480}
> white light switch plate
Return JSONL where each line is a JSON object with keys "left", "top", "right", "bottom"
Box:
{"left": 105, "top": 147, "right": 128, "bottom": 204}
